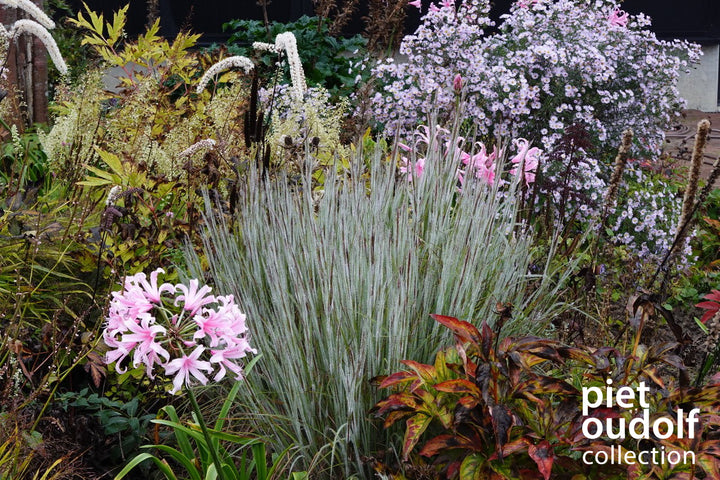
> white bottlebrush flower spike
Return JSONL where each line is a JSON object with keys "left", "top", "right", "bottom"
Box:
{"left": 254, "top": 31, "right": 306, "bottom": 100}
{"left": 178, "top": 138, "right": 216, "bottom": 158}
{"left": 196, "top": 56, "right": 254, "bottom": 94}
{"left": 10, "top": 19, "right": 67, "bottom": 75}
{"left": 0, "top": 0, "right": 55, "bottom": 29}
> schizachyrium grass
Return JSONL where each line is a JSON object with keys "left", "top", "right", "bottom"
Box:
{"left": 102, "top": 268, "right": 256, "bottom": 394}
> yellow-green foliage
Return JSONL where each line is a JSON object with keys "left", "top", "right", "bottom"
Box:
{"left": 267, "top": 85, "right": 349, "bottom": 170}
{"left": 42, "top": 4, "right": 250, "bottom": 181}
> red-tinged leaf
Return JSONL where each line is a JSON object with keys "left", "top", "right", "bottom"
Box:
{"left": 459, "top": 452, "right": 485, "bottom": 480}
{"left": 402, "top": 414, "right": 432, "bottom": 460}
{"left": 557, "top": 346, "right": 594, "bottom": 364}
{"left": 420, "top": 434, "right": 476, "bottom": 457}
{"left": 528, "top": 441, "right": 554, "bottom": 480}
{"left": 514, "top": 375, "right": 579, "bottom": 397}
{"left": 431, "top": 314, "right": 481, "bottom": 346}
{"left": 383, "top": 409, "right": 413, "bottom": 428}
{"left": 699, "top": 440, "right": 720, "bottom": 457}
{"left": 488, "top": 437, "right": 530, "bottom": 460}
{"left": 490, "top": 405, "right": 514, "bottom": 458}
{"left": 435, "top": 379, "right": 481, "bottom": 396}
{"left": 643, "top": 367, "right": 666, "bottom": 389}
{"left": 373, "top": 392, "right": 420, "bottom": 416}
{"left": 84, "top": 351, "right": 106, "bottom": 388}
{"left": 481, "top": 321, "right": 494, "bottom": 358}
{"left": 379, "top": 370, "right": 418, "bottom": 389}
{"left": 400, "top": 360, "right": 436, "bottom": 383}
{"left": 696, "top": 453, "right": 720, "bottom": 478}
{"left": 447, "top": 461, "right": 461, "bottom": 478}
{"left": 459, "top": 396, "right": 480, "bottom": 409}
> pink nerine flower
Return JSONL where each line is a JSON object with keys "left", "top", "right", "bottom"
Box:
{"left": 408, "top": 0, "right": 421, "bottom": 8}
{"left": 608, "top": 8, "right": 628, "bottom": 27}
{"left": 460, "top": 143, "right": 497, "bottom": 185}
{"left": 175, "top": 278, "right": 215, "bottom": 315}
{"left": 399, "top": 157, "right": 425, "bottom": 181}
{"left": 164, "top": 346, "right": 213, "bottom": 394}
{"left": 102, "top": 269, "right": 255, "bottom": 394}
{"left": 510, "top": 138, "right": 541, "bottom": 186}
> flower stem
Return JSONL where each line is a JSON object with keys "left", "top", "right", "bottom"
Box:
{"left": 186, "top": 387, "right": 227, "bottom": 480}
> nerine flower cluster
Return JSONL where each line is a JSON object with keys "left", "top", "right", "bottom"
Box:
{"left": 372, "top": 0, "right": 700, "bottom": 156}
{"left": 103, "top": 269, "right": 256, "bottom": 394}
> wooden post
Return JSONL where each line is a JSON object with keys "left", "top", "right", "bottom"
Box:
{"left": 0, "top": 0, "right": 49, "bottom": 128}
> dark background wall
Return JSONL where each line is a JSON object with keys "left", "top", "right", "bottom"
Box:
{"left": 66, "top": 0, "right": 720, "bottom": 43}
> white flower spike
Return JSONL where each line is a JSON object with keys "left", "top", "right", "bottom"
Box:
{"left": 196, "top": 56, "right": 254, "bottom": 94}
{"left": 10, "top": 20, "right": 68, "bottom": 75}
{"left": 0, "top": 0, "right": 55, "bottom": 29}
{"left": 254, "top": 31, "right": 306, "bottom": 100}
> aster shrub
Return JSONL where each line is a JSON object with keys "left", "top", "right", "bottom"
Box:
{"left": 372, "top": 0, "right": 700, "bottom": 156}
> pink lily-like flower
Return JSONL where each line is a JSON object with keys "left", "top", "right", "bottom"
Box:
{"left": 429, "top": 3, "right": 439, "bottom": 12}
{"left": 608, "top": 8, "right": 628, "bottom": 27}
{"left": 441, "top": 0, "right": 454, "bottom": 8}
{"left": 399, "top": 157, "right": 425, "bottom": 181}
{"left": 103, "top": 332, "right": 135, "bottom": 373}
{"left": 408, "top": 0, "right": 421, "bottom": 8}
{"left": 210, "top": 339, "right": 257, "bottom": 381}
{"left": 130, "top": 268, "right": 176, "bottom": 304}
{"left": 175, "top": 278, "right": 215, "bottom": 314}
{"left": 510, "top": 138, "right": 541, "bottom": 186}
{"left": 122, "top": 313, "right": 170, "bottom": 377}
{"left": 111, "top": 284, "right": 153, "bottom": 318}
{"left": 164, "top": 345, "right": 214, "bottom": 394}
{"left": 461, "top": 143, "right": 497, "bottom": 185}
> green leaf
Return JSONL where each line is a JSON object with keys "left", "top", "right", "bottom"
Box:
{"left": 459, "top": 453, "right": 485, "bottom": 480}
{"left": 150, "top": 445, "right": 202, "bottom": 480}
{"left": 114, "top": 452, "right": 178, "bottom": 480}
{"left": 162, "top": 406, "right": 195, "bottom": 459}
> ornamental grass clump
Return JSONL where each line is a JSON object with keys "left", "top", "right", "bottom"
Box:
{"left": 184, "top": 125, "right": 576, "bottom": 478}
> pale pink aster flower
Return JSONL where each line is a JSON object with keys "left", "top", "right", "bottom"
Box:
{"left": 164, "top": 346, "right": 213, "bottom": 394}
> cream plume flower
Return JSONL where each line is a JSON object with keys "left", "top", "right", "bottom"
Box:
{"left": 0, "top": 0, "right": 55, "bottom": 29}
{"left": 254, "top": 31, "right": 306, "bottom": 100}
{"left": 196, "top": 56, "right": 254, "bottom": 94}
{"left": 10, "top": 19, "right": 67, "bottom": 75}
{"left": 178, "top": 138, "right": 216, "bottom": 158}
